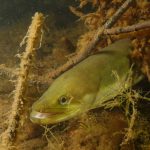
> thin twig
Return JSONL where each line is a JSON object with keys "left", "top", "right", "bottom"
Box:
{"left": 104, "top": 20, "right": 150, "bottom": 35}
{"left": 49, "top": 0, "right": 134, "bottom": 79}
{"left": 104, "top": 0, "right": 134, "bottom": 28}
{"left": 121, "top": 100, "right": 138, "bottom": 146}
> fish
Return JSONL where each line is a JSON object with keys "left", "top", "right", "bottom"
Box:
{"left": 30, "top": 39, "right": 134, "bottom": 125}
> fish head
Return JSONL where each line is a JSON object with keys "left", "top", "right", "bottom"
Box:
{"left": 30, "top": 72, "right": 95, "bottom": 124}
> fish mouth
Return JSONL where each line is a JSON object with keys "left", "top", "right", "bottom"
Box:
{"left": 30, "top": 111, "right": 63, "bottom": 119}
{"left": 30, "top": 108, "right": 81, "bottom": 125}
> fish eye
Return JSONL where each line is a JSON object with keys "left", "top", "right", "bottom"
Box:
{"left": 58, "top": 96, "right": 70, "bottom": 105}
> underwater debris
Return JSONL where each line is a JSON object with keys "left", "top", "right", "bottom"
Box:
{"left": 0, "top": 12, "right": 45, "bottom": 148}
{"left": 49, "top": 0, "right": 134, "bottom": 80}
{"left": 101, "top": 70, "right": 150, "bottom": 148}
{"left": 71, "top": 0, "right": 150, "bottom": 81}
{"left": 103, "top": 21, "right": 150, "bottom": 35}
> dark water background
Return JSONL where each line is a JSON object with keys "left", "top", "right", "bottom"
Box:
{"left": 0, "top": 0, "right": 77, "bottom": 27}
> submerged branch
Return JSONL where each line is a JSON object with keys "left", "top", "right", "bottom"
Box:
{"left": 49, "top": 0, "right": 134, "bottom": 79}
{"left": 104, "top": 20, "right": 150, "bottom": 35}
{"left": 0, "top": 12, "right": 45, "bottom": 148}
{"left": 121, "top": 99, "right": 138, "bottom": 147}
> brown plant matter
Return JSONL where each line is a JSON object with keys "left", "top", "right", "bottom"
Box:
{"left": 0, "top": 12, "right": 45, "bottom": 149}
{"left": 49, "top": 0, "right": 134, "bottom": 79}
{"left": 103, "top": 20, "right": 150, "bottom": 35}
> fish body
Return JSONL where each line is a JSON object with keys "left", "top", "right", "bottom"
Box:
{"left": 30, "top": 39, "right": 133, "bottom": 124}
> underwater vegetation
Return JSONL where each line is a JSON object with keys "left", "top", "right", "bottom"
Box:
{"left": 0, "top": 0, "right": 150, "bottom": 150}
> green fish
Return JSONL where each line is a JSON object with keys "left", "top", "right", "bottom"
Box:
{"left": 30, "top": 39, "right": 134, "bottom": 125}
